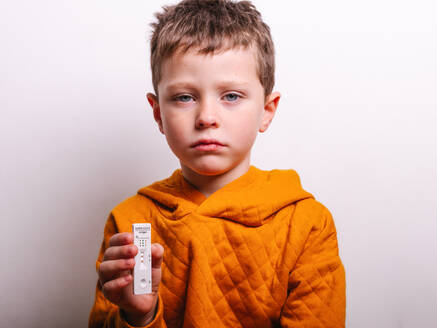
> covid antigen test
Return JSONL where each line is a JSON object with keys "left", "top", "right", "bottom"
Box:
{"left": 132, "top": 223, "right": 152, "bottom": 295}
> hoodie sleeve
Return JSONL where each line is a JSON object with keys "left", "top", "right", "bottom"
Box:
{"left": 280, "top": 204, "right": 346, "bottom": 327}
{"left": 88, "top": 214, "right": 167, "bottom": 328}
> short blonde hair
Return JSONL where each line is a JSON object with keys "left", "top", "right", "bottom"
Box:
{"left": 150, "top": 0, "right": 275, "bottom": 96}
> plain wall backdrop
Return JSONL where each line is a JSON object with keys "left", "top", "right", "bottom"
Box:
{"left": 1, "top": 0, "right": 436, "bottom": 326}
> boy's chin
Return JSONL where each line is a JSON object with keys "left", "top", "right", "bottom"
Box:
{"left": 180, "top": 161, "right": 231, "bottom": 177}
{"left": 180, "top": 157, "right": 251, "bottom": 179}
{"left": 188, "top": 166, "right": 227, "bottom": 177}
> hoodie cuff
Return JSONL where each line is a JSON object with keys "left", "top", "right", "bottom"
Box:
{"left": 117, "top": 296, "right": 165, "bottom": 328}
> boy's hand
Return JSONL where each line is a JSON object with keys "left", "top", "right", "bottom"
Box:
{"left": 98, "top": 232, "right": 164, "bottom": 326}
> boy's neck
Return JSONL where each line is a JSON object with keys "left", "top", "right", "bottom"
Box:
{"left": 180, "top": 160, "right": 251, "bottom": 198}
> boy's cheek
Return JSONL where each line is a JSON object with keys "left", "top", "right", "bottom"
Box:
{"left": 162, "top": 125, "right": 188, "bottom": 147}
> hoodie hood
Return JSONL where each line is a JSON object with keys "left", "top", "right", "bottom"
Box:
{"left": 137, "top": 166, "right": 313, "bottom": 227}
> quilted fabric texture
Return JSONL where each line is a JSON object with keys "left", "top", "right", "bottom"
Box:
{"left": 89, "top": 166, "right": 346, "bottom": 327}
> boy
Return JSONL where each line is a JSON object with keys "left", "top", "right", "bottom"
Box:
{"left": 89, "top": 0, "right": 346, "bottom": 327}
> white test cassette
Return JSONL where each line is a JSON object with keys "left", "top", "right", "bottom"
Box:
{"left": 132, "top": 223, "right": 152, "bottom": 295}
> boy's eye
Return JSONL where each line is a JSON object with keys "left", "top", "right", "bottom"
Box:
{"left": 224, "top": 93, "right": 240, "bottom": 102}
{"left": 175, "top": 95, "right": 194, "bottom": 103}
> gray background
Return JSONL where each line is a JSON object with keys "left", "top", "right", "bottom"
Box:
{"left": 1, "top": 0, "right": 436, "bottom": 326}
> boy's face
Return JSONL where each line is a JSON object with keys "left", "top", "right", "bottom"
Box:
{"left": 147, "top": 46, "right": 279, "bottom": 177}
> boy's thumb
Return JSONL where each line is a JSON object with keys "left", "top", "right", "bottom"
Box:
{"left": 151, "top": 243, "right": 164, "bottom": 269}
{"left": 151, "top": 243, "right": 164, "bottom": 293}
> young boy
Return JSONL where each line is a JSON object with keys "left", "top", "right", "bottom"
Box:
{"left": 89, "top": 0, "right": 346, "bottom": 327}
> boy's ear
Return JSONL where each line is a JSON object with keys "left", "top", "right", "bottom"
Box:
{"left": 259, "top": 91, "right": 281, "bottom": 133}
{"left": 147, "top": 93, "right": 164, "bottom": 134}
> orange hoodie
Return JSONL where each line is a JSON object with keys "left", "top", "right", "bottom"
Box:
{"left": 89, "top": 166, "right": 346, "bottom": 327}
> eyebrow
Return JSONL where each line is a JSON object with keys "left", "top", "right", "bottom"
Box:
{"left": 216, "top": 81, "right": 251, "bottom": 89}
{"left": 164, "top": 82, "right": 197, "bottom": 92}
{"left": 164, "top": 81, "right": 251, "bottom": 92}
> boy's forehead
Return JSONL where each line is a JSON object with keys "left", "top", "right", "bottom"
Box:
{"left": 159, "top": 45, "right": 259, "bottom": 84}
{"left": 169, "top": 43, "right": 258, "bottom": 62}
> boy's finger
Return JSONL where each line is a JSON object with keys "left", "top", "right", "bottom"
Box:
{"left": 99, "top": 259, "right": 135, "bottom": 283}
{"left": 103, "top": 244, "right": 138, "bottom": 261}
{"left": 102, "top": 274, "right": 133, "bottom": 301}
{"left": 108, "top": 232, "right": 133, "bottom": 247}
{"left": 151, "top": 243, "right": 164, "bottom": 269}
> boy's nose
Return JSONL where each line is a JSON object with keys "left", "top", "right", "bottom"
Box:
{"left": 195, "top": 102, "right": 219, "bottom": 129}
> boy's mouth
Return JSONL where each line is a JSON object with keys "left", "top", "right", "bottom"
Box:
{"left": 191, "top": 139, "right": 225, "bottom": 151}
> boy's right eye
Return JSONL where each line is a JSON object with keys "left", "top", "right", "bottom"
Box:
{"left": 174, "top": 95, "right": 194, "bottom": 103}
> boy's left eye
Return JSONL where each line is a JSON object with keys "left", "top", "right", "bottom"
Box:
{"left": 224, "top": 93, "right": 240, "bottom": 102}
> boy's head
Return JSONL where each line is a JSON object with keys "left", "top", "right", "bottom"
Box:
{"left": 147, "top": 0, "right": 280, "bottom": 182}
{"left": 150, "top": 0, "right": 275, "bottom": 97}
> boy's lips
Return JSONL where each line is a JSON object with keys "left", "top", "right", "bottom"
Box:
{"left": 191, "top": 139, "right": 225, "bottom": 151}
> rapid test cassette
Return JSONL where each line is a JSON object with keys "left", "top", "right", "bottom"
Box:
{"left": 132, "top": 223, "right": 152, "bottom": 295}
